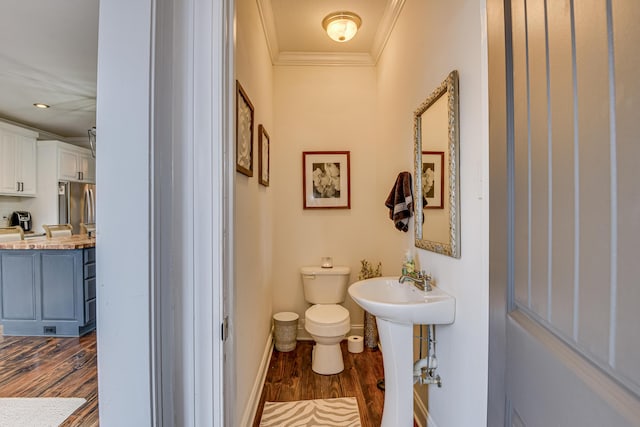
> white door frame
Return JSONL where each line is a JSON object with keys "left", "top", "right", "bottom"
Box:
{"left": 97, "top": 0, "right": 232, "bottom": 425}
{"left": 151, "top": 0, "right": 234, "bottom": 425}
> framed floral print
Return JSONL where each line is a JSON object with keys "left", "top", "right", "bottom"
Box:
{"left": 302, "top": 151, "right": 351, "bottom": 209}
{"left": 421, "top": 151, "right": 444, "bottom": 209}
{"left": 236, "top": 81, "right": 254, "bottom": 176}
{"left": 258, "top": 124, "right": 270, "bottom": 186}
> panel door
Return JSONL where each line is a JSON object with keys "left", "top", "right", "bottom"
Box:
{"left": 499, "top": 0, "right": 640, "bottom": 425}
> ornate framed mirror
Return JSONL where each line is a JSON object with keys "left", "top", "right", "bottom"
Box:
{"left": 414, "top": 70, "right": 460, "bottom": 257}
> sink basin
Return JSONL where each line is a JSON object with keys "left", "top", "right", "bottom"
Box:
{"left": 348, "top": 276, "right": 456, "bottom": 427}
{"left": 348, "top": 276, "right": 455, "bottom": 325}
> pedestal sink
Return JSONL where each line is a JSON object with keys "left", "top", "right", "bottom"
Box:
{"left": 348, "top": 277, "right": 455, "bottom": 427}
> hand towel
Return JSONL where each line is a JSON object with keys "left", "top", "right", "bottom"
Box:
{"left": 384, "top": 172, "right": 414, "bottom": 232}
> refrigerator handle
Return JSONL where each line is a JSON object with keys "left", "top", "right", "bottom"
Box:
{"left": 84, "top": 188, "right": 90, "bottom": 224}
{"left": 88, "top": 188, "right": 95, "bottom": 224}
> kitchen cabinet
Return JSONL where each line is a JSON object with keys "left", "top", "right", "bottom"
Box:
{"left": 0, "top": 247, "right": 96, "bottom": 336}
{"left": 58, "top": 145, "right": 95, "bottom": 183}
{"left": 30, "top": 140, "right": 96, "bottom": 233}
{"left": 79, "top": 151, "right": 96, "bottom": 183}
{"left": 0, "top": 252, "right": 38, "bottom": 321}
{"left": 0, "top": 123, "right": 37, "bottom": 196}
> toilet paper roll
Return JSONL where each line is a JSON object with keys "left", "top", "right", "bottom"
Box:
{"left": 348, "top": 335, "right": 364, "bottom": 353}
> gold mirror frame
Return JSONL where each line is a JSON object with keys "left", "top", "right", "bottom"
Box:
{"left": 414, "top": 70, "right": 460, "bottom": 257}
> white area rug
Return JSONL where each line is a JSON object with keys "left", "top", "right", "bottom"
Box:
{"left": 260, "top": 397, "right": 361, "bottom": 427}
{"left": 0, "top": 397, "right": 86, "bottom": 427}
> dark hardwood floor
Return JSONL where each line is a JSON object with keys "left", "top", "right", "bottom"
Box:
{"left": 253, "top": 340, "right": 385, "bottom": 427}
{"left": 0, "top": 330, "right": 98, "bottom": 426}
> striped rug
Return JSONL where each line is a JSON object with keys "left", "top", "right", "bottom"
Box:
{"left": 260, "top": 397, "right": 361, "bottom": 427}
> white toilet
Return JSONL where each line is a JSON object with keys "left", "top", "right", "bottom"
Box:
{"left": 301, "top": 265, "right": 351, "bottom": 375}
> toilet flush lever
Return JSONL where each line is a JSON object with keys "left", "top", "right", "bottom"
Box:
{"left": 302, "top": 274, "right": 316, "bottom": 279}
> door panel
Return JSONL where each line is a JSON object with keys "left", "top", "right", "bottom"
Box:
{"left": 1, "top": 253, "right": 38, "bottom": 320}
{"left": 511, "top": 0, "right": 530, "bottom": 308}
{"left": 547, "top": 0, "right": 575, "bottom": 340}
{"left": 489, "top": 0, "right": 640, "bottom": 424}
{"left": 508, "top": 311, "right": 639, "bottom": 427}
{"left": 0, "top": 133, "right": 18, "bottom": 193}
{"left": 612, "top": 0, "right": 640, "bottom": 391}
{"left": 526, "top": 0, "right": 549, "bottom": 321}
{"left": 574, "top": 0, "right": 612, "bottom": 364}
{"left": 41, "top": 252, "right": 78, "bottom": 320}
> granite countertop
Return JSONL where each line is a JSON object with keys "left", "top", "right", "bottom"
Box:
{"left": 0, "top": 234, "right": 96, "bottom": 250}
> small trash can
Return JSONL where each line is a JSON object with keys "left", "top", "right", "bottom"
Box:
{"left": 273, "top": 312, "right": 299, "bottom": 352}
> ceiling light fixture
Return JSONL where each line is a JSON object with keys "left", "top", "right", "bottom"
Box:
{"left": 322, "top": 12, "right": 362, "bottom": 43}
{"left": 33, "top": 103, "right": 50, "bottom": 109}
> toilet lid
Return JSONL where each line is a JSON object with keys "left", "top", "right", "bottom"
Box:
{"left": 305, "top": 305, "right": 349, "bottom": 325}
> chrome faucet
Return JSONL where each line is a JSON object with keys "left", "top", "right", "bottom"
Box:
{"left": 399, "top": 270, "right": 432, "bottom": 291}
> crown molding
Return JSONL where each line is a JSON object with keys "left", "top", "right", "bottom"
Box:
{"left": 256, "top": 0, "right": 404, "bottom": 66}
{"left": 370, "top": 0, "right": 405, "bottom": 64}
{"left": 256, "top": 0, "right": 280, "bottom": 64}
{"left": 274, "top": 51, "right": 374, "bottom": 67}
{"left": 0, "top": 117, "right": 67, "bottom": 141}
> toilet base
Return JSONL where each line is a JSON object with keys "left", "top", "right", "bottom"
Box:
{"left": 312, "top": 342, "right": 344, "bottom": 375}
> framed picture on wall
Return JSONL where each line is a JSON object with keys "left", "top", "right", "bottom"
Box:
{"left": 236, "top": 81, "right": 254, "bottom": 177}
{"left": 258, "top": 124, "right": 270, "bottom": 186}
{"left": 302, "top": 151, "right": 351, "bottom": 209}
{"left": 421, "top": 151, "right": 444, "bottom": 209}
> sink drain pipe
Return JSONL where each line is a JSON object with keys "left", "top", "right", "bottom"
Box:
{"left": 413, "top": 324, "right": 442, "bottom": 387}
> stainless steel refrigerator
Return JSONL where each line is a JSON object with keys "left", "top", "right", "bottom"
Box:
{"left": 58, "top": 181, "right": 96, "bottom": 234}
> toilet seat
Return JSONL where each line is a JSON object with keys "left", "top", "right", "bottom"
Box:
{"left": 305, "top": 304, "right": 350, "bottom": 337}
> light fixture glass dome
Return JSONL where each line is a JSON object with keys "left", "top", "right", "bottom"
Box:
{"left": 322, "top": 12, "right": 362, "bottom": 43}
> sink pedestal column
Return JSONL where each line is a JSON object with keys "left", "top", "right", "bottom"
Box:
{"left": 376, "top": 317, "right": 414, "bottom": 427}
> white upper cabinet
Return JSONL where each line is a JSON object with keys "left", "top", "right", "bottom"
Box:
{"left": 17, "top": 135, "right": 37, "bottom": 194}
{"left": 79, "top": 151, "right": 95, "bottom": 183}
{"left": 0, "top": 132, "right": 19, "bottom": 194}
{"left": 57, "top": 144, "right": 95, "bottom": 183}
{"left": 58, "top": 148, "right": 80, "bottom": 181}
{"left": 0, "top": 123, "right": 37, "bottom": 196}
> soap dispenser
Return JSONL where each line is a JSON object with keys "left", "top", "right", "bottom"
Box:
{"left": 402, "top": 249, "right": 415, "bottom": 275}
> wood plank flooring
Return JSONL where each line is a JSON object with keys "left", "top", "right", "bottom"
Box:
{"left": 0, "top": 330, "right": 98, "bottom": 426}
{"left": 253, "top": 340, "right": 385, "bottom": 427}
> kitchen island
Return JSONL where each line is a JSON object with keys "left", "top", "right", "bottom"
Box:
{"left": 0, "top": 235, "right": 96, "bottom": 336}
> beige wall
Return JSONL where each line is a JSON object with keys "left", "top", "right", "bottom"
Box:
{"left": 271, "top": 65, "right": 413, "bottom": 336}
{"left": 377, "top": 0, "right": 489, "bottom": 425}
{"left": 235, "top": 0, "right": 275, "bottom": 422}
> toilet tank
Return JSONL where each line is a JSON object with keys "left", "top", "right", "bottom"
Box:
{"left": 301, "top": 266, "right": 351, "bottom": 304}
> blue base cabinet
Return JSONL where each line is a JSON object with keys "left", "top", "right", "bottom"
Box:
{"left": 0, "top": 248, "right": 96, "bottom": 336}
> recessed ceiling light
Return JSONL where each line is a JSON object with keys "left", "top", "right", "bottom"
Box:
{"left": 322, "top": 12, "right": 362, "bottom": 43}
{"left": 33, "top": 103, "right": 50, "bottom": 109}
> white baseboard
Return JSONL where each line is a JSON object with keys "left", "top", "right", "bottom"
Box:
{"left": 239, "top": 327, "right": 274, "bottom": 427}
{"left": 413, "top": 387, "right": 438, "bottom": 427}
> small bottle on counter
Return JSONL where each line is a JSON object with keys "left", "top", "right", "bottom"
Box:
{"left": 402, "top": 249, "right": 415, "bottom": 275}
